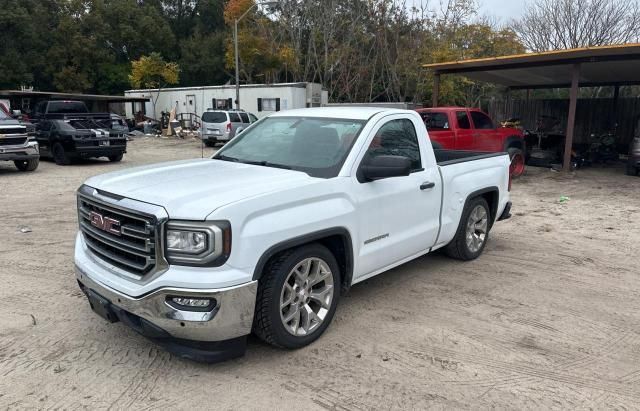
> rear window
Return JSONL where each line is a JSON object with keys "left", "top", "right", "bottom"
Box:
{"left": 229, "top": 112, "right": 241, "bottom": 122}
{"left": 47, "top": 101, "right": 88, "bottom": 114}
{"left": 420, "top": 112, "right": 449, "bottom": 130}
{"left": 202, "top": 112, "right": 227, "bottom": 123}
{"left": 239, "top": 113, "right": 250, "bottom": 123}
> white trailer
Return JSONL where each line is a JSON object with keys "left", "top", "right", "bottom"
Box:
{"left": 124, "top": 82, "right": 328, "bottom": 121}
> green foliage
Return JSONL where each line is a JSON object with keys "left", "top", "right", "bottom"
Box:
{"left": 1, "top": 0, "right": 524, "bottom": 105}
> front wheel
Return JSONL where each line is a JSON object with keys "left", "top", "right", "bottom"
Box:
{"left": 52, "top": 142, "right": 71, "bottom": 165}
{"left": 508, "top": 148, "right": 525, "bottom": 177}
{"left": 108, "top": 153, "right": 124, "bottom": 162}
{"left": 253, "top": 244, "right": 340, "bottom": 349}
{"left": 14, "top": 158, "right": 39, "bottom": 171}
{"left": 445, "top": 197, "right": 490, "bottom": 261}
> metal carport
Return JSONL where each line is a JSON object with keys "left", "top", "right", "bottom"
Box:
{"left": 424, "top": 44, "right": 640, "bottom": 171}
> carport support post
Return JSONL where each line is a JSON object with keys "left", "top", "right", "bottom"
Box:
{"left": 563, "top": 63, "right": 581, "bottom": 172}
{"left": 432, "top": 73, "right": 440, "bottom": 107}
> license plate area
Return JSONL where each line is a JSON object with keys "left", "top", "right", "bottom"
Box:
{"left": 85, "top": 288, "right": 119, "bottom": 323}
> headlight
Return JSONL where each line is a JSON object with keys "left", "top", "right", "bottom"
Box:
{"left": 165, "top": 221, "right": 231, "bottom": 266}
{"left": 167, "top": 230, "right": 208, "bottom": 254}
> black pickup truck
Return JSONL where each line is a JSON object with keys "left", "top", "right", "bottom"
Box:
{"left": 33, "top": 101, "right": 127, "bottom": 165}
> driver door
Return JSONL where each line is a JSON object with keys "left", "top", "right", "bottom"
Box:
{"left": 351, "top": 116, "right": 442, "bottom": 280}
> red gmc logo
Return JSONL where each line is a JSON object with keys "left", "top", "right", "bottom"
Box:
{"left": 89, "top": 211, "right": 121, "bottom": 236}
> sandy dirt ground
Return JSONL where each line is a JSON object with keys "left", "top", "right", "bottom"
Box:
{"left": 1, "top": 137, "right": 639, "bottom": 409}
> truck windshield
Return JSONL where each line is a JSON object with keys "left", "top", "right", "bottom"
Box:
{"left": 214, "top": 117, "right": 366, "bottom": 178}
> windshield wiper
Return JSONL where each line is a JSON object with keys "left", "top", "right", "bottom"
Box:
{"left": 241, "top": 159, "right": 292, "bottom": 170}
{"left": 214, "top": 155, "right": 291, "bottom": 170}
{"left": 214, "top": 154, "right": 241, "bottom": 163}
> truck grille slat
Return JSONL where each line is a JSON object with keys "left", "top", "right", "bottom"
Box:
{"left": 77, "top": 194, "right": 159, "bottom": 276}
{"left": 80, "top": 221, "right": 153, "bottom": 256}
{"left": 84, "top": 237, "right": 151, "bottom": 272}
{"left": 0, "top": 137, "right": 28, "bottom": 146}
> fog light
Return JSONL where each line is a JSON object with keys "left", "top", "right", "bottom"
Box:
{"left": 171, "top": 297, "right": 212, "bottom": 308}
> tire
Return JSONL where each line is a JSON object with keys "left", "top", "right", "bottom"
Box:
{"left": 253, "top": 243, "right": 341, "bottom": 349}
{"left": 626, "top": 162, "right": 638, "bottom": 176}
{"left": 508, "top": 147, "right": 525, "bottom": 178}
{"left": 445, "top": 197, "right": 491, "bottom": 261}
{"left": 204, "top": 140, "right": 216, "bottom": 147}
{"left": 108, "top": 153, "right": 124, "bottom": 162}
{"left": 14, "top": 158, "right": 39, "bottom": 172}
{"left": 52, "top": 142, "right": 71, "bottom": 165}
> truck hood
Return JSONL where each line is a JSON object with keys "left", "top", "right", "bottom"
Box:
{"left": 84, "top": 159, "right": 314, "bottom": 220}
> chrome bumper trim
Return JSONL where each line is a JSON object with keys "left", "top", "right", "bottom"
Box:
{"left": 76, "top": 265, "right": 257, "bottom": 342}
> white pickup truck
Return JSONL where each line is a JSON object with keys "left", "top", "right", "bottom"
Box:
{"left": 75, "top": 108, "right": 512, "bottom": 362}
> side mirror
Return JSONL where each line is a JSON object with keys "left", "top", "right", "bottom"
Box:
{"left": 361, "top": 155, "right": 412, "bottom": 181}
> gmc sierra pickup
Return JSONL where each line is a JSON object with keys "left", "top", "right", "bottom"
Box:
{"left": 74, "top": 108, "right": 512, "bottom": 362}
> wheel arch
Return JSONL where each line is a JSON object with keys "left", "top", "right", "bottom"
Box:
{"left": 462, "top": 187, "right": 499, "bottom": 230}
{"left": 503, "top": 135, "right": 526, "bottom": 153}
{"left": 252, "top": 227, "right": 355, "bottom": 294}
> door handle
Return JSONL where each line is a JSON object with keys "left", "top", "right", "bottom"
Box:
{"left": 420, "top": 181, "right": 436, "bottom": 190}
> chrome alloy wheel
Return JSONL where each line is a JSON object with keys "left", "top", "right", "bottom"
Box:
{"left": 280, "top": 257, "right": 334, "bottom": 336}
{"left": 466, "top": 205, "right": 488, "bottom": 253}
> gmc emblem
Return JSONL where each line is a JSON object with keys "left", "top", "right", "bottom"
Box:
{"left": 89, "top": 211, "right": 121, "bottom": 236}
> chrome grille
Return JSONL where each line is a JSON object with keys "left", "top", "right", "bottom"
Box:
{"left": 78, "top": 193, "right": 159, "bottom": 276}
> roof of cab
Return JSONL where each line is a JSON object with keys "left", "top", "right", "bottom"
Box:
{"left": 269, "top": 106, "right": 410, "bottom": 120}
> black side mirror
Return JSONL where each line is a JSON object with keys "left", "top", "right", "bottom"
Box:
{"left": 361, "top": 155, "right": 412, "bottom": 181}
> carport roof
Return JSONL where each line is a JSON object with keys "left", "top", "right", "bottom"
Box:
{"left": 423, "top": 43, "right": 640, "bottom": 89}
{"left": 0, "top": 90, "right": 149, "bottom": 102}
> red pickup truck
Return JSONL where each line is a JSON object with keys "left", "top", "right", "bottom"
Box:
{"left": 416, "top": 107, "right": 526, "bottom": 176}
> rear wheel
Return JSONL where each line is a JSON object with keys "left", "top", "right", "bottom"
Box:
{"left": 508, "top": 148, "right": 525, "bottom": 177}
{"left": 204, "top": 140, "right": 216, "bottom": 147}
{"left": 108, "top": 153, "right": 124, "bottom": 162}
{"left": 445, "top": 197, "right": 490, "bottom": 261}
{"left": 52, "top": 143, "right": 71, "bottom": 165}
{"left": 14, "top": 158, "right": 39, "bottom": 171}
{"left": 253, "top": 244, "right": 340, "bottom": 349}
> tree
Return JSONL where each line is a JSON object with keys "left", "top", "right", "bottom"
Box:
{"left": 129, "top": 53, "right": 180, "bottom": 118}
{"left": 513, "top": 0, "right": 640, "bottom": 52}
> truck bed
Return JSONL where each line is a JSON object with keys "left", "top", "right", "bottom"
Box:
{"left": 434, "top": 149, "right": 507, "bottom": 166}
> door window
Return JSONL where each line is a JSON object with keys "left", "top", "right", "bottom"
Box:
{"left": 456, "top": 111, "right": 471, "bottom": 129}
{"left": 248, "top": 113, "right": 258, "bottom": 123}
{"left": 363, "top": 119, "right": 422, "bottom": 171}
{"left": 470, "top": 111, "right": 494, "bottom": 130}
{"left": 239, "top": 113, "right": 250, "bottom": 123}
{"left": 420, "top": 112, "right": 449, "bottom": 130}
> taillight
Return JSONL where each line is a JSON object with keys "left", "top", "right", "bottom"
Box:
{"left": 226, "top": 122, "right": 231, "bottom": 132}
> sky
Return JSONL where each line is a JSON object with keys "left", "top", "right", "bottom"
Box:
{"left": 409, "top": 0, "right": 528, "bottom": 23}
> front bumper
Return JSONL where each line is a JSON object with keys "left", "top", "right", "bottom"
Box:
{"left": 75, "top": 264, "right": 257, "bottom": 343}
{"left": 0, "top": 141, "right": 39, "bottom": 161}
{"left": 74, "top": 145, "right": 126, "bottom": 158}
